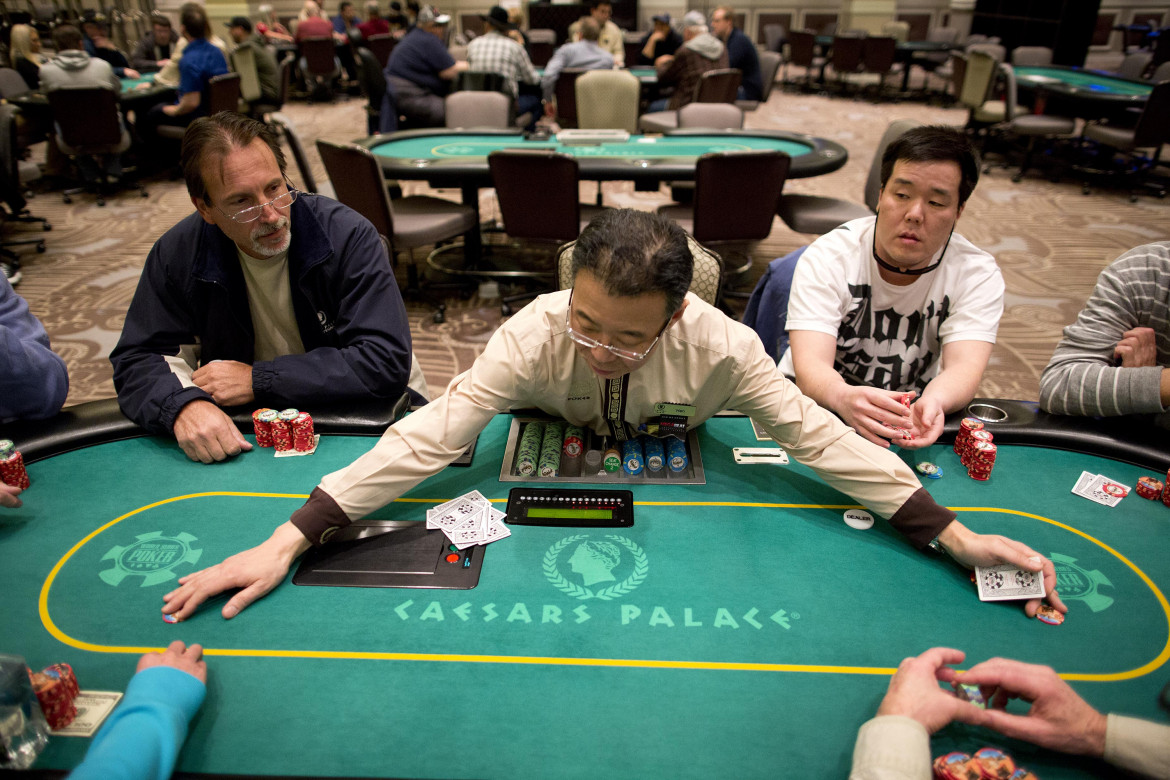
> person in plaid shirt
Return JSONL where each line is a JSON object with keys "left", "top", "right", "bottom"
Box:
{"left": 467, "top": 5, "right": 540, "bottom": 126}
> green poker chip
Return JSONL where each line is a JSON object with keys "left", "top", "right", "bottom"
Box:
{"left": 916, "top": 462, "right": 943, "bottom": 478}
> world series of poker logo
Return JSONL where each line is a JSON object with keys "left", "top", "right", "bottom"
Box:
{"left": 100, "top": 532, "right": 203, "bottom": 587}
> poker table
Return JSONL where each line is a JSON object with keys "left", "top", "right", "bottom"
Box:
{"left": 361, "top": 127, "right": 848, "bottom": 205}
{"left": 3, "top": 398, "right": 1169, "bottom": 779}
{"left": 10, "top": 75, "right": 176, "bottom": 121}
{"left": 1014, "top": 66, "right": 1152, "bottom": 123}
{"left": 533, "top": 66, "right": 658, "bottom": 85}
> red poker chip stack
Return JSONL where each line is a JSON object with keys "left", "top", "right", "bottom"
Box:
{"left": 29, "top": 663, "right": 79, "bottom": 729}
{"left": 271, "top": 409, "right": 298, "bottom": 453}
{"left": 967, "top": 441, "right": 997, "bottom": 481}
{"left": 1135, "top": 476, "right": 1164, "bottom": 501}
{"left": 961, "top": 429, "right": 994, "bottom": 469}
{"left": 1163, "top": 469, "right": 1170, "bottom": 508}
{"left": 953, "top": 417, "right": 984, "bottom": 457}
{"left": 252, "top": 408, "right": 276, "bottom": 448}
{"left": 291, "top": 412, "right": 316, "bottom": 452}
{"left": 0, "top": 439, "right": 30, "bottom": 489}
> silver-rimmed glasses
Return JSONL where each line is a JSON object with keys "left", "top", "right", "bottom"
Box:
{"left": 565, "top": 292, "right": 670, "bottom": 362}
{"left": 218, "top": 187, "right": 298, "bottom": 223}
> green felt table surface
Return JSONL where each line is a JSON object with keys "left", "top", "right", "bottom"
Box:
{"left": 3, "top": 415, "right": 1168, "bottom": 778}
{"left": 534, "top": 67, "right": 657, "bottom": 79}
{"left": 370, "top": 133, "right": 816, "bottom": 161}
{"left": 119, "top": 74, "right": 157, "bottom": 91}
{"left": 1014, "top": 66, "right": 1153, "bottom": 97}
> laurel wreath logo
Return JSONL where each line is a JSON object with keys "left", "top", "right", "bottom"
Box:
{"left": 543, "top": 534, "right": 649, "bottom": 601}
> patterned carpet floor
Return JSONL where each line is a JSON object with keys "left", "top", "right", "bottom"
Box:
{"left": 9, "top": 77, "right": 1170, "bottom": 407}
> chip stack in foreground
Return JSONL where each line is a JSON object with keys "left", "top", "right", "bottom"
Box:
{"left": 270, "top": 409, "right": 297, "bottom": 452}
{"left": 29, "top": 663, "right": 79, "bottom": 730}
{"left": 0, "top": 439, "right": 30, "bottom": 489}
{"left": 291, "top": 412, "right": 316, "bottom": 452}
{"left": 967, "top": 441, "right": 997, "bottom": 481}
{"left": 1135, "top": 476, "right": 1164, "bottom": 501}
{"left": 932, "top": 747, "right": 1036, "bottom": 780}
{"left": 252, "top": 408, "right": 276, "bottom": 448}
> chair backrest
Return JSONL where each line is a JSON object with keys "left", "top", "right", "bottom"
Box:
{"left": 958, "top": 50, "right": 997, "bottom": 109}
{"left": 316, "top": 138, "right": 394, "bottom": 236}
{"left": 757, "top": 51, "right": 782, "bottom": 101}
{"left": 489, "top": 149, "right": 583, "bottom": 241}
{"left": 788, "top": 30, "right": 816, "bottom": 67}
{"left": 576, "top": 69, "right": 639, "bottom": 132}
{"left": 0, "top": 68, "right": 30, "bottom": 98}
{"left": 554, "top": 68, "right": 587, "bottom": 128}
{"left": 741, "top": 245, "right": 807, "bottom": 360}
{"left": 927, "top": 26, "right": 959, "bottom": 45}
{"left": 998, "top": 62, "right": 1019, "bottom": 122}
{"left": 555, "top": 233, "right": 725, "bottom": 307}
{"left": 948, "top": 52, "right": 967, "bottom": 96}
{"left": 274, "top": 56, "right": 293, "bottom": 106}
{"left": 454, "top": 70, "right": 507, "bottom": 93}
{"left": 831, "top": 34, "right": 864, "bottom": 73}
{"left": 271, "top": 113, "right": 318, "bottom": 192}
{"left": 863, "top": 117, "right": 923, "bottom": 210}
{"left": 763, "top": 23, "right": 786, "bottom": 53}
{"left": 528, "top": 28, "right": 555, "bottom": 66}
{"left": 208, "top": 72, "right": 242, "bottom": 115}
{"left": 677, "top": 102, "right": 744, "bottom": 129}
{"left": 366, "top": 33, "right": 396, "bottom": 67}
{"left": 445, "top": 90, "right": 510, "bottom": 128}
{"left": 1149, "top": 60, "right": 1170, "bottom": 83}
{"left": 695, "top": 68, "right": 741, "bottom": 103}
{"left": 300, "top": 36, "right": 338, "bottom": 74}
{"left": 47, "top": 87, "right": 123, "bottom": 150}
{"left": 862, "top": 36, "right": 896, "bottom": 74}
{"left": 1133, "top": 80, "right": 1170, "bottom": 148}
{"left": 880, "top": 20, "right": 910, "bottom": 43}
{"left": 966, "top": 42, "right": 1005, "bottom": 62}
{"left": 1117, "top": 51, "right": 1153, "bottom": 80}
{"left": 691, "top": 150, "right": 791, "bottom": 243}
{"left": 1011, "top": 45, "right": 1052, "bottom": 66}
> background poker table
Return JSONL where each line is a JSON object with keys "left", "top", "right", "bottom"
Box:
{"left": 1014, "top": 65, "right": 1152, "bottom": 122}
{"left": 533, "top": 66, "right": 658, "bottom": 84}
{"left": 360, "top": 128, "right": 848, "bottom": 200}
{"left": 2, "top": 400, "right": 1168, "bottom": 779}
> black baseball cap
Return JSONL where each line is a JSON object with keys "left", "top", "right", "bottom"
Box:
{"left": 226, "top": 15, "right": 253, "bottom": 31}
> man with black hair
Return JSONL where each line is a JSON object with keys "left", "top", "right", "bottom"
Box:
{"left": 130, "top": 14, "right": 179, "bottom": 72}
{"left": 637, "top": 13, "right": 681, "bottom": 65}
{"left": 568, "top": 0, "right": 623, "bottom": 66}
{"left": 781, "top": 125, "right": 1003, "bottom": 450}
{"left": 111, "top": 113, "right": 422, "bottom": 465}
{"left": 710, "top": 5, "right": 761, "bottom": 101}
{"left": 80, "top": 11, "right": 140, "bottom": 79}
{"left": 227, "top": 16, "right": 280, "bottom": 109}
{"left": 160, "top": 208, "right": 1062, "bottom": 626}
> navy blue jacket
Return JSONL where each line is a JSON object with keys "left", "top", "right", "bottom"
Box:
{"left": 111, "top": 194, "right": 414, "bottom": 435}
{"left": 725, "top": 27, "right": 762, "bottom": 101}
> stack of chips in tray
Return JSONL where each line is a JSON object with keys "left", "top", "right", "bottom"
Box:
{"left": 29, "top": 663, "right": 79, "bottom": 729}
{"left": 515, "top": 422, "right": 543, "bottom": 476}
{"left": 0, "top": 439, "right": 30, "bottom": 489}
{"left": 539, "top": 422, "right": 564, "bottom": 476}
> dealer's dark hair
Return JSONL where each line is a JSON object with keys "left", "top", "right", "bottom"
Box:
{"left": 571, "top": 209, "right": 693, "bottom": 316}
{"left": 880, "top": 125, "right": 980, "bottom": 207}
{"left": 181, "top": 112, "right": 288, "bottom": 203}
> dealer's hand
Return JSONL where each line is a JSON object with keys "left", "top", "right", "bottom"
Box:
{"left": 162, "top": 522, "right": 311, "bottom": 621}
{"left": 192, "top": 359, "right": 255, "bottom": 407}
{"left": 173, "top": 400, "right": 252, "bottom": 464}
{"left": 936, "top": 520, "right": 1066, "bottom": 618}
{"left": 956, "top": 657, "right": 1107, "bottom": 757}
{"left": 877, "top": 647, "right": 985, "bottom": 734}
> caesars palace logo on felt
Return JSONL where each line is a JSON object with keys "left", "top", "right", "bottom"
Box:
{"left": 388, "top": 534, "right": 799, "bottom": 631}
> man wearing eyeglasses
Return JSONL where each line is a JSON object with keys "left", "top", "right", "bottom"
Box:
{"left": 111, "top": 112, "right": 421, "bottom": 464}
{"left": 161, "top": 208, "right": 1063, "bottom": 625}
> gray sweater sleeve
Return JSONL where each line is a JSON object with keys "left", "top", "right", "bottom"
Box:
{"left": 1039, "top": 244, "right": 1170, "bottom": 417}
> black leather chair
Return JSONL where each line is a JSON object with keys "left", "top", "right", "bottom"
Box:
{"left": 47, "top": 87, "right": 145, "bottom": 206}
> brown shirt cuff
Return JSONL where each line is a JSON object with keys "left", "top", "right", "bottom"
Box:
{"left": 888, "top": 487, "right": 956, "bottom": 549}
{"left": 289, "top": 487, "right": 352, "bottom": 546}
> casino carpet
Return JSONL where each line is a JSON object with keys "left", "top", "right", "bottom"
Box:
{"left": 8, "top": 74, "right": 1170, "bottom": 407}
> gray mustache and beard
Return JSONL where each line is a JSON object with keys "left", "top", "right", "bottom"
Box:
{"left": 249, "top": 215, "right": 291, "bottom": 257}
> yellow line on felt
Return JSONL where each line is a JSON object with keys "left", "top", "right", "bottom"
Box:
{"left": 39, "top": 496, "right": 1170, "bottom": 680}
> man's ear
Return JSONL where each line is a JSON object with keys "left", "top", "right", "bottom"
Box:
{"left": 193, "top": 196, "right": 217, "bottom": 225}
{"left": 667, "top": 298, "right": 689, "bottom": 327}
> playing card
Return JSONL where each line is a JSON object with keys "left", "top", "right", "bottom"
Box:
{"left": 454, "top": 508, "right": 510, "bottom": 549}
{"left": 50, "top": 690, "right": 123, "bottom": 737}
{"left": 975, "top": 563, "right": 1046, "bottom": 601}
{"left": 1071, "top": 471, "right": 1128, "bottom": 507}
{"left": 427, "top": 491, "right": 490, "bottom": 531}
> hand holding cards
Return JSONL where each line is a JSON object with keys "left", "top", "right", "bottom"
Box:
{"left": 427, "top": 490, "right": 511, "bottom": 549}
{"left": 974, "top": 563, "right": 1045, "bottom": 602}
